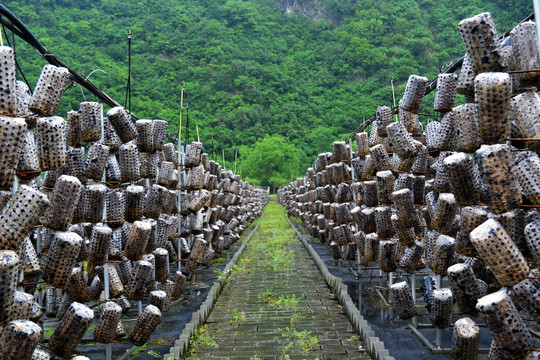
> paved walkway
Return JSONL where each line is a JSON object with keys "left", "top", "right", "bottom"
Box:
{"left": 188, "top": 201, "right": 371, "bottom": 359}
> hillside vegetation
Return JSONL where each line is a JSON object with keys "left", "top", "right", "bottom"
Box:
{"left": 4, "top": 0, "right": 531, "bottom": 187}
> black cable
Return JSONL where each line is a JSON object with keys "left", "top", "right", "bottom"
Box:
{"left": 124, "top": 30, "right": 131, "bottom": 113}
{"left": 0, "top": 5, "right": 137, "bottom": 120}
{"left": 0, "top": 15, "right": 32, "bottom": 91}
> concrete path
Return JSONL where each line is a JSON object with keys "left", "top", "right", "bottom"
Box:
{"left": 187, "top": 201, "right": 371, "bottom": 360}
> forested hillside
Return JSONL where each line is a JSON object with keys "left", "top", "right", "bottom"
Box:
{"left": 3, "top": 0, "right": 531, "bottom": 187}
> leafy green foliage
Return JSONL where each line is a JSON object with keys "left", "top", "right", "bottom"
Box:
{"left": 239, "top": 134, "right": 303, "bottom": 188}
{"left": 4, "top": 0, "right": 530, "bottom": 185}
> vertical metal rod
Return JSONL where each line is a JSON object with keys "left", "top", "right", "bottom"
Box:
{"left": 182, "top": 148, "right": 192, "bottom": 249}
{"left": 348, "top": 138, "right": 362, "bottom": 275}
{"left": 13, "top": 176, "right": 18, "bottom": 193}
{"left": 177, "top": 143, "right": 184, "bottom": 272}
{"left": 434, "top": 274, "right": 442, "bottom": 348}
{"left": 100, "top": 102, "right": 112, "bottom": 360}
{"left": 195, "top": 116, "right": 200, "bottom": 143}
{"left": 35, "top": 176, "right": 44, "bottom": 306}
{"left": 411, "top": 273, "right": 418, "bottom": 327}
{"left": 137, "top": 301, "right": 143, "bottom": 316}
{"left": 388, "top": 271, "right": 394, "bottom": 303}
{"left": 391, "top": 77, "right": 398, "bottom": 121}
{"left": 435, "top": 328, "right": 442, "bottom": 348}
{"left": 80, "top": 223, "right": 85, "bottom": 270}
{"left": 234, "top": 149, "right": 238, "bottom": 174}
{"left": 103, "top": 263, "right": 110, "bottom": 300}
{"left": 222, "top": 148, "right": 226, "bottom": 170}
{"left": 100, "top": 103, "right": 104, "bottom": 141}
{"left": 358, "top": 282, "right": 362, "bottom": 314}
{"left": 534, "top": 0, "right": 540, "bottom": 59}
{"left": 13, "top": 171, "right": 22, "bottom": 291}
{"left": 106, "top": 344, "right": 112, "bottom": 360}
{"left": 18, "top": 269, "right": 24, "bottom": 291}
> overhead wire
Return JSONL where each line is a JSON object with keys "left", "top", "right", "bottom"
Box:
{"left": 0, "top": 15, "right": 32, "bottom": 91}
{"left": 124, "top": 30, "right": 132, "bottom": 113}
{"left": 0, "top": 4, "right": 137, "bottom": 120}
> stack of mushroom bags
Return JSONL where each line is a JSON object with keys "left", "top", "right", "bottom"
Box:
{"left": 280, "top": 12, "right": 540, "bottom": 360}
{"left": 0, "top": 50, "right": 267, "bottom": 359}
{"left": 179, "top": 141, "right": 268, "bottom": 280}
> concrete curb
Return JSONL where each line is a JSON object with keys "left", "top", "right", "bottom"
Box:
{"left": 163, "top": 206, "right": 267, "bottom": 360}
{"left": 286, "top": 215, "right": 396, "bottom": 360}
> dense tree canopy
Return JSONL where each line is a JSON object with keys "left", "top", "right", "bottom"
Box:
{"left": 240, "top": 134, "right": 303, "bottom": 189}
{"left": 3, "top": 0, "right": 531, "bottom": 185}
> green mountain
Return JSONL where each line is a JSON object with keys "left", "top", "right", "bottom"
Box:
{"left": 3, "top": 0, "right": 531, "bottom": 186}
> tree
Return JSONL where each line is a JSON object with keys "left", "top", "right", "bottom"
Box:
{"left": 240, "top": 134, "right": 302, "bottom": 190}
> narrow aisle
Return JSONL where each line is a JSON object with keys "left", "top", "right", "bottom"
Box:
{"left": 187, "top": 200, "right": 371, "bottom": 360}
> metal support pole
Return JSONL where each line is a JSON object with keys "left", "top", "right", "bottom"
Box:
{"left": 106, "top": 344, "right": 112, "bottom": 359}
{"left": 358, "top": 282, "right": 362, "bottom": 314}
{"left": 34, "top": 176, "right": 44, "bottom": 306}
{"left": 411, "top": 273, "right": 417, "bottom": 327}
{"left": 388, "top": 271, "right": 394, "bottom": 303}
{"left": 234, "top": 149, "right": 238, "bottom": 175}
{"left": 12, "top": 176, "right": 18, "bottom": 193}
{"left": 348, "top": 138, "right": 362, "bottom": 275}
{"left": 104, "top": 267, "right": 111, "bottom": 360}
{"left": 435, "top": 274, "right": 442, "bottom": 348}
{"left": 12, "top": 174, "right": 23, "bottom": 291}
{"left": 177, "top": 138, "right": 184, "bottom": 271}
{"left": 534, "top": 0, "right": 540, "bottom": 59}
{"left": 100, "top": 103, "right": 112, "bottom": 360}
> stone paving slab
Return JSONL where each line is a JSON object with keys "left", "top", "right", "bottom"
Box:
{"left": 188, "top": 203, "right": 372, "bottom": 360}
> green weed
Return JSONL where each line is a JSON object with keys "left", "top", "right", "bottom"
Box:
{"left": 132, "top": 344, "right": 147, "bottom": 355}
{"left": 188, "top": 325, "right": 218, "bottom": 356}
{"left": 148, "top": 350, "right": 163, "bottom": 359}
{"left": 279, "top": 327, "right": 319, "bottom": 353}
{"left": 213, "top": 269, "right": 233, "bottom": 283}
